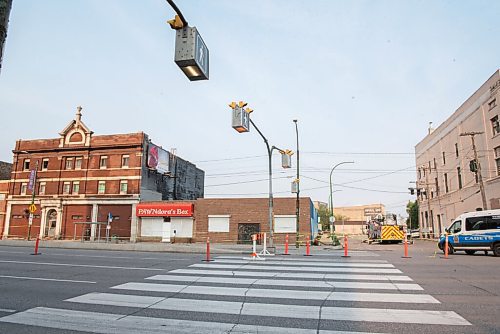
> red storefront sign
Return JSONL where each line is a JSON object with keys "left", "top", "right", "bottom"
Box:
{"left": 136, "top": 203, "right": 193, "bottom": 217}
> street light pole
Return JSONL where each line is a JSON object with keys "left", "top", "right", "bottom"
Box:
{"left": 293, "top": 120, "right": 300, "bottom": 248}
{"left": 329, "top": 161, "right": 354, "bottom": 232}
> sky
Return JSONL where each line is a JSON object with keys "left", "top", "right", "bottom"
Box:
{"left": 0, "top": 0, "right": 499, "bottom": 218}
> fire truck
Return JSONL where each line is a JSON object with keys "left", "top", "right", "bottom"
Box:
{"left": 366, "top": 213, "right": 406, "bottom": 244}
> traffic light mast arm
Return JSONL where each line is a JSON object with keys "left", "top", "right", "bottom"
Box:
{"left": 166, "top": 0, "right": 188, "bottom": 28}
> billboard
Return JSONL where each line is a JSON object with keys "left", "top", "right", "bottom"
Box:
{"left": 147, "top": 144, "right": 170, "bottom": 174}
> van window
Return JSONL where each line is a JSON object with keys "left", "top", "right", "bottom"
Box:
{"left": 448, "top": 221, "right": 462, "bottom": 234}
{"left": 465, "top": 217, "right": 487, "bottom": 231}
{"left": 487, "top": 216, "right": 500, "bottom": 229}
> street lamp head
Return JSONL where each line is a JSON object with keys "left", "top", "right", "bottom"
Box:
{"left": 293, "top": 119, "right": 297, "bottom": 123}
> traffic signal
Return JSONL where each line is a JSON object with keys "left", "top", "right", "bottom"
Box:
{"left": 409, "top": 187, "right": 415, "bottom": 195}
{"left": 230, "top": 101, "right": 250, "bottom": 133}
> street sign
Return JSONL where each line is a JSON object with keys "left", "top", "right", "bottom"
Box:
{"left": 28, "top": 169, "right": 36, "bottom": 191}
{"left": 28, "top": 204, "right": 37, "bottom": 213}
{"left": 28, "top": 213, "right": 33, "bottom": 226}
{"left": 329, "top": 216, "right": 335, "bottom": 223}
{"left": 194, "top": 30, "right": 209, "bottom": 78}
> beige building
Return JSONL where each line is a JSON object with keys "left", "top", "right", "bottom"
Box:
{"left": 333, "top": 203, "right": 385, "bottom": 235}
{"left": 415, "top": 70, "right": 500, "bottom": 238}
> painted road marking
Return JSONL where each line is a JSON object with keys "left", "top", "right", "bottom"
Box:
{"left": 146, "top": 274, "right": 422, "bottom": 290}
{"left": 191, "top": 263, "right": 402, "bottom": 274}
{"left": 0, "top": 275, "right": 96, "bottom": 284}
{"left": 212, "top": 259, "right": 395, "bottom": 268}
{"left": 111, "top": 283, "right": 438, "bottom": 303}
{"left": 169, "top": 269, "right": 413, "bottom": 281}
{"left": 0, "top": 260, "right": 165, "bottom": 271}
{"left": 0, "top": 307, "right": 388, "bottom": 333}
{"left": 216, "top": 255, "right": 388, "bottom": 263}
{"left": 66, "top": 294, "right": 469, "bottom": 325}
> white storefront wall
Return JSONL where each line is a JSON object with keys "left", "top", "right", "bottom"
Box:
{"left": 140, "top": 217, "right": 193, "bottom": 242}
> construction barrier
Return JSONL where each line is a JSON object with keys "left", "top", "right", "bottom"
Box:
{"left": 304, "top": 235, "right": 311, "bottom": 256}
{"left": 248, "top": 234, "right": 263, "bottom": 260}
{"left": 31, "top": 237, "right": 41, "bottom": 256}
{"left": 202, "top": 237, "right": 213, "bottom": 262}
{"left": 402, "top": 233, "right": 411, "bottom": 258}
{"left": 342, "top": 235, "right": 350, "bottom": 257}
{"left": 283, "top": 234, "right": 290, "bottom": 255}
{"left": 258, "top": 232, "right": 274, "bottom": 256}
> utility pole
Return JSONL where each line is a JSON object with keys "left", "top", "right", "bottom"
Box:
{"left": 460, "top": 132, "right": 488, "bottom": 210}
{"left": 293, "top": 120, "right": 300, "bottom": 248}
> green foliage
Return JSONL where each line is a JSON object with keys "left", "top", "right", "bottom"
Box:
{"left": 406, "top": 200, "right": 419, "bottom": 229}
{"left": 331, "top": 233, "right": 340, "bottom": 246}
{"left": 317, "top": 205, "right": 331, "bottom": 231}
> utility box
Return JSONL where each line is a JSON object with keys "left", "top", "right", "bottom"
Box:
{"left": 291, "top": 180, "right": 299, "bottom": 193}
{"left": 174, "top": 26, "right": 209, "bottom": 81}
{"left": 231, "top": 106, "right": 250, "bottom": 133}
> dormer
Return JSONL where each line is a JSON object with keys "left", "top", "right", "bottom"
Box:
{"left": 59, "top": 106, "right": 93, "bottom": 147}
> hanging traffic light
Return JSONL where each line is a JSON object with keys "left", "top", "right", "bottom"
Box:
{"left": 230, "top": 101, "right": 251, "bottom": 133}
{"left": 469, "top": 159, "right": 478, "bottom": 173}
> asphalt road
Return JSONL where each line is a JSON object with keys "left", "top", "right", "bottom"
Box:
{"left": 0, "top": 240, "right": 498, "bottom": 334}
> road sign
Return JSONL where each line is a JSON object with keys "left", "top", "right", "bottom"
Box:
{"left": 194, "top": 29, "right": 209, "bottom": 78}
{"left": 28, "top": 213, "right": 33, "bottom": 226}
{"left": 28, "top": 204, "right": 37, "bottom": 213}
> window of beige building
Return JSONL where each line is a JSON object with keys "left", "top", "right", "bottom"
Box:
{"left": 489, "top": 98, "right": 497, "bottom": 110}
{"left": 457, "top": 167, "right": 462, "bottom": 189}
{"left": 444, "top": 173, "right": 449, "bottom": 193}
{"left": 491, "top": 115, "right": 499, "bottom": 136}
{"left": 495, "top": 146, "right": 500, "bottom": 176}
{"left": 442, "top": 152, "right": 446, "bottom": 165}
{"left": 455, "top": 143, "right": 459, "bottom": 157}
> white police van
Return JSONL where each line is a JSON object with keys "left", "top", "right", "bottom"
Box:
{"left": 438, "top": 209, "right": 500, "bottom": 256}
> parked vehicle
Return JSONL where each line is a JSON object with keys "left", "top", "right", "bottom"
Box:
{"left": 437, "top": 209, "right": 500, "bottom": 256}
{"left": 366, "top": 213, "right": 405, "bottom": 244}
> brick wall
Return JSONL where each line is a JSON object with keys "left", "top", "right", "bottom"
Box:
{"left": 8, "top": 204, "right": 40, "bottom": 239}
{"left": 192, "top": 197, "right": 312, "bottom": 244}
{"left": 97, "top": 205, "right": 132, "bottom": 239}
{"left": 61, "top": 205, "right": 93, "bottom": 239}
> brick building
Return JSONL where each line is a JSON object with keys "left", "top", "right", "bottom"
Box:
{"left": 2, "top": 108, "right": 204, "bottom": 241}
{"left": 333, "top": 203, "right": 385, "bottom": 235}
{"left": 415, "top": 70, "right": 500, "bottom": 237}
{"left": 135, "top": 197, "right": 318, "bottom": 244}
{"left": 0, "top": 161, "right": 11, "bottom": 238}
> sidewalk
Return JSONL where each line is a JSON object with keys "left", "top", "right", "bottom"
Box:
{"left": 0, "top": 239, "right": 342, "bottom": 254}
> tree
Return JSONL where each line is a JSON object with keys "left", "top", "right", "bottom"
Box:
{"left": 406, "top": 200, "right": 419, "bottom": 230}
{"left": 317, "top": 204, "right": 330, "bottom": 231}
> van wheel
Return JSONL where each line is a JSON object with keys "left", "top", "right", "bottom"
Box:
{"left": 465, "top": 250, "right": 476, "bottom": 255}
{"left": 444, "top": 244, "right": 454, "bottom": 255}
{"left": 493, "top": 243, "right": 500, "bottom": 257}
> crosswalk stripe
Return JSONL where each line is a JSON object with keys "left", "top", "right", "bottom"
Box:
{"left": 169, "top": 269, "right": 413, "bottom": 281}
{"left": 216, "top": 256, "right": 388, "bottom": 263}
{"left": 66, "top": 293, "right": 469, "bottom": 325}
{"left": 0, "top": 307, "right": 388, "bottom": 333}
{"left": 146, "top": 274, "right": 423, "bottom": 290}
{"left": 110, "top": 283, "right": 438, "bottom": 303}
{"left": 212, "top": 259, "right": 395, "bottom": 268}
{"left": 191, "top": 263, "right": 403, "bottom": 274}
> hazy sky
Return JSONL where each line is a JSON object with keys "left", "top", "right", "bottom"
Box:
{"left": 1, "top": 0, "right": 499, "bottom": 217}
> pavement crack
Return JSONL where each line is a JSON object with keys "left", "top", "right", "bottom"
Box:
{"left": 317, "top": 277, "right": 336, "bottom": 333}
{"left": 226, "top": 276, "right": 257, "bottom": 334}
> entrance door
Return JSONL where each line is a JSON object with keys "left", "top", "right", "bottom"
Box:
{"left": 238, "top": 223, "right": 260, "bottom": 244}
{"left": 45, "top": 209, "right": 57, "bottom": 238}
